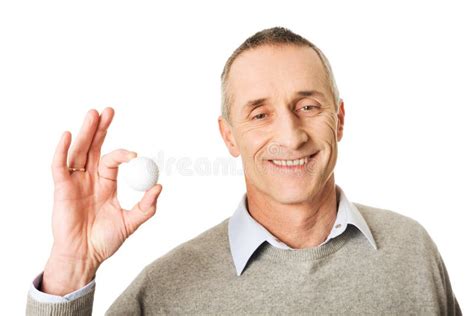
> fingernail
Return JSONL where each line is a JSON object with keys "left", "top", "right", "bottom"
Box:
{"left": 149, "top": 184, "right": 160, "bottom": 195}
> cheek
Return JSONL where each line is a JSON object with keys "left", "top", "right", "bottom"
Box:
{"left": 237, "top": 129, "right": 269, "bottom": 162}
{"left": 310, "top": 115, "right": 338, "bottom": 144}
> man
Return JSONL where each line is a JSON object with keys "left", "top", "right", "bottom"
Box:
{"left": 26, "top": 26, "right": 462, "bottom": 315}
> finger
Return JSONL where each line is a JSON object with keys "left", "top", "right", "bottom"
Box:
{"left": 123, "top": 184, "right": 163, "bottom": 236}
{"left": 67, "top": 109, "right": 100, "bottom": 169}
{"left": 98, "top": 148, "right": 137, "bottom": 181}
{"left": 51, "top": 131, "right": 72, "bottom": 183}
{"left": 87, "top": 107, "right": 115, "bottom": 173}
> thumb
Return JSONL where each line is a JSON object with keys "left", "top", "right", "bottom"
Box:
{"left": 123, "top": 184, "right": 163, "bottom": 236}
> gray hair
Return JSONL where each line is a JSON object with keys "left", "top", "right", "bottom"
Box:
{"left": 220, "top": 26, "right": 340, "bottom": 124}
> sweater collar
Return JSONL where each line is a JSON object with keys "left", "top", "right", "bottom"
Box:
{"left": 228, "top": 185, "right": 377, "bottom": 276}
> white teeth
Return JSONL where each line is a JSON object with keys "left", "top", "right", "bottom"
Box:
{"left": 271, "top": 156, "right": 310, "bottom": 166}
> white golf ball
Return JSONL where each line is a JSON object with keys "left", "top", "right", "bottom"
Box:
{"left": 122, "top": 156, "right": 160, "bottom": 191}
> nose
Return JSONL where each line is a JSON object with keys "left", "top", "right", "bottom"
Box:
{"left": 272, "top": 108, "right": 309, "bottom": 151}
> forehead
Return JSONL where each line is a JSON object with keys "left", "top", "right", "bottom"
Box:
{"left": 227, "top": 44, "right": 331, "bottom": 110}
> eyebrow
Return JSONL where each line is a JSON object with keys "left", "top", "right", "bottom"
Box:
{"left": 242, "top": 90, "right": 326, "bottom": 114}
{"left": 296, "top": 90, "right": 326, "bottom": 98}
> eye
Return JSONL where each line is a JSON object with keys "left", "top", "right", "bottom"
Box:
{"left": 299, "top": 105, "right": 320, "bottom": 112}
{"left": 252, "top": 113, "right": 267, "bottom": 120}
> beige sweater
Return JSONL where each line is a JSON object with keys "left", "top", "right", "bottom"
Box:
{"left": 26, "top": 203, "right": 462, "bottom": 315}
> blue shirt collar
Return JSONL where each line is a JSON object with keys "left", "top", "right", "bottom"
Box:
{"left": 228, "top": 185, "right": 377, "bottom": 276}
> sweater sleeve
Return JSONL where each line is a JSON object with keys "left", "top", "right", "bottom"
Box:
{"left": 25, "top": 272, "right": 95, "bottom": 316}
{"left": 28, "top": 272, "right": 96, "bottom": 303}
{"left": 419, "top": 223, "right": 463, "bottom": 315}
{"left": 437, "top": 253, "right": 463, "bottom": 315}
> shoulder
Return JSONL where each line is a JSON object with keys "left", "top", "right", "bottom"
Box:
{"left": 351, "top": 203, "right": 460, "bottom": 313}
{"left": 354, "top": 202, "right": 423, "bottom": 230}
{"left": 353, "top": 202, "right": 440, "bottom": 256}
{"left": 106, "top": 218, "right": 232, "bottom": 313}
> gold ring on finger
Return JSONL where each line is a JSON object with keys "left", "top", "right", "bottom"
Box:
{"left": 68, "top": 167, "right": 86, "bottom": 172}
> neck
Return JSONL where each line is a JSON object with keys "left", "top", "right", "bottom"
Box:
{"left": 246, "top": 175, "right": 338, "bottom": 249}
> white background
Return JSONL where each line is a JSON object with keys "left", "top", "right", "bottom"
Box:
{"left": 1, "top": 1, "right": 472, "bottom": 314}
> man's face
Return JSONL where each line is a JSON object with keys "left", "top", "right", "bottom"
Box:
{"left": 219, "top": 44, "right": 345, "bottom": 205}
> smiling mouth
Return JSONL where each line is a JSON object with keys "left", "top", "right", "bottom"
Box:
{"left": 267, "top": 152, "right": 318, "bottom": 168}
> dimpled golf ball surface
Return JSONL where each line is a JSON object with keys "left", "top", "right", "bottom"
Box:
{"left": 124, "top": 157, "right": 159, "bottom": 191}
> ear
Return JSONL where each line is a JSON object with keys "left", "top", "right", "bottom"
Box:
{"left": 336, "top": 99, "right": 345, "bottom": 142}
{"left": 218, "top": 116, "right": 240, "bottom": 157}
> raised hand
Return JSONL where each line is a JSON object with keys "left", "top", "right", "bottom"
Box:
{"left": 41, "top": 107, "right": 163, "bottom": 296}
